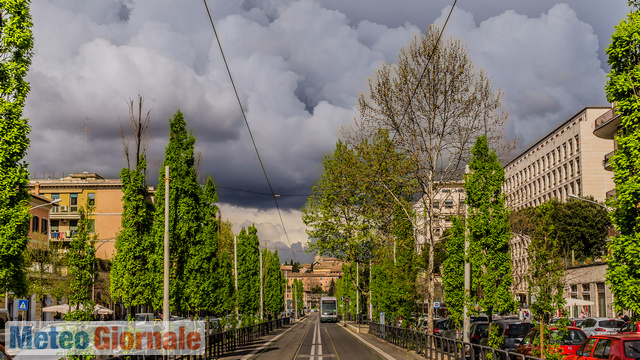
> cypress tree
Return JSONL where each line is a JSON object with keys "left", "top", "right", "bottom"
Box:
{"left": 237, "top": 225, "right": 260, "bottom": 320}
{"left": 0, "top": 0, "right": 34, "bottom": 298}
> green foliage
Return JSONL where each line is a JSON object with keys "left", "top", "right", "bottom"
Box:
{"left": 111, "top": 157, "right": 155, "bottom": 308}
{"left": 527, "top": 203, "right": 564, "bottom": 323}
{"left": 66, "top": 207, "right": 97, "bottom": 320}
{"left": 442, "top": 216, "right": 465, "bottom": 328}
{"left": 25, "top": 241, "right": 66, "bottom": 304}
{"left": 0, "top": 0, "right": 34, "bottom": 298}
{"left": 392, "top": 205, "right": 417, "bottom": 324}
{"left": 214, "top": 251, "right": 236, "bottom": 314}
{"left": 605, "top": 9, "right": 640, "bottom": 315}
{"left": 264, "top": 249, "right": 284, "bottom": 316}
{"left": 152, "top": 110, "right": 206, "bottom": 313}
{"left": 549, "top": 198, "right": 610, "bottom": 260}
{"left": 303, "top": 131, "right": 416, "bottom": 263}
{"left": 185, "top": 177, "right": 220, "bottom": 313}
{"left": 466, "top": 135, "right": 517, "bottom": 318}
{"left": 327, "top": 279, "right": 336, "bottom": 296}
{"left": 237, "top": 225, "right": 260, "bottom": 317}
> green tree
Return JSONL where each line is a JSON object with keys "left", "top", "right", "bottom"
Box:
{"left": 327, "top": 279, "right": 336, "bottom": 296}
{"left": 442, "top": 217, "right": 465, "bottom": 329}
{"left": 549, "top": 198, "right": 610, "bottom": 261}
{"left": 353, "top": 26, "right": 512, "bottom": 334}
{"left": 185, "top": 177, "right": 220, "bottom": 314}
{"left": 604, "top": 6, "right": 640, "bottom": 315}
{"left": 527, "top": 203, "right": 564, "bottom": 357}
{"left": 111, "top": 97, "right": 155, "bottom": 310}
{"left": 152, "top": 110, "right": 205, "bottom": 313}
{"left": 0, "top": 0, "right": 34, "bottom": 299}
{"left": 110, "top": 157, "right": 155, "bottom": 310}
{"left": 66, "top": 207, "right": 97, "bottom": 320}
{"left": 25, "top": 240, "right": 66, "bottom": 308}
{"left": 264, "top": 249, "right": 284, "bottom": 317}
{"left": 237, "top": 225, "right": 260, "bottom": 319}
{"left": 392, "top": 205, "right": 417, "bottom": 326}
{"left": 466, "top": 135, "right": 516, "bottom": 339}
{"left": 215, "top": 251, "right": 236, "bottom": 315}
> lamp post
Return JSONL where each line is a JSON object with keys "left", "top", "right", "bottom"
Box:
{"left": 30, "top": 198, "right": 61, "bottom": 210}
{"left": 568, "top": 194, "right": 612, "bottom": 211}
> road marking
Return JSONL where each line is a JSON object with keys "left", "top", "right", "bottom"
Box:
{"left": 310, "top": 319, "right": 323, "bottom": 359}
{"left": 343, "top": 330, "right": 396, "bottom": 360}
{"left": 240, "top": 320, "right": 301, "bottom": 360}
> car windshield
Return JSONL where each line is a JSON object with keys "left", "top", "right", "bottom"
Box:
{"left": 624, "top": 340, "right": 640, "bottom": 358}
{"left": 474, "top": 324, "right": 489, "bottom": 335}
{"left": 598, "top": 320, "right": 625, "bottom": 328}
{"left": 550, "top": 329, "right": 587, "bottom": 345}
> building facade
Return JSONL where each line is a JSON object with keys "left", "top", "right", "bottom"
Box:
{"left": 29, "top": 172, "right": 125, "bottom": 260}
{"left": 504, "top": 106, "right": 616, "bottom": 317}
{"left": 504, "top": 107, "right": 614, "bottom": 209}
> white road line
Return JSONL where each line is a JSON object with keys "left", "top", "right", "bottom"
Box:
{"left": 345, "top": 330, "right": 396, "bottom": 360}
{"left": 311, "top": 321, "right": 316, "bottom": 358}
{"left": 317, "top": 321, "right": 323, "bottom": 359}
{"left": 240, "top": 320, "right": 300, "bottom": 360}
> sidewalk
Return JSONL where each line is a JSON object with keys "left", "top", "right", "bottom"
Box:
{"left": 341, "top": 320, "right": 424, "bottom": 360}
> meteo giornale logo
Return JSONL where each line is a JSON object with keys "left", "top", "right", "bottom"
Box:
{"left": 6, "top": 321, "right": 206, "bottom": 356}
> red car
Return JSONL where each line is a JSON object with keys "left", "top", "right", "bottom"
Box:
{"left": 618, "top": 322, "right": 640, "bottom": 334}
{"left": 565, "top": 333, "right": 640, "bottom": 360}
{"left": 515, "top": 326, "right": 587, "bottom": 359}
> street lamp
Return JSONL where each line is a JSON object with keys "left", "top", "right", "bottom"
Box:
{"left": 568, "top": 194, "right": 612, "bottom": 211}
{"left": 30, "top": 198, "right": 61, "bottom": 210}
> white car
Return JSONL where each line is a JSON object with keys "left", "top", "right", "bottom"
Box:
{"left": 579, "top": 317, "right": 625, "bottom": 337}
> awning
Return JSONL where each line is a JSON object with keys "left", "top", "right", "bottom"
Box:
{"left": 565, "top": 298, "right": 594, "bottom": 306}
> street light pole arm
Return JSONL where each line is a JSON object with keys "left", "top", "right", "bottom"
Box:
{"left": 568, "top": 194, "right": 612, "bottom": 211}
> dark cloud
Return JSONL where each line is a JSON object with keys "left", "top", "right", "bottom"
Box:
{"left": 24, "top": 0, "right": 629, "bottom": 259}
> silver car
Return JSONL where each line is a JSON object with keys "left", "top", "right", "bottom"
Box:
{"left": 579, "top": 317, "right": 625, "bottom": 337}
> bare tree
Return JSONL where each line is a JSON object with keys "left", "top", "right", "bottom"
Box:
{"left": 350, "top": 26, "right": 514, "bottom": 333}
{"left": 120, "top": 95, "right": 151, "bottom": 171}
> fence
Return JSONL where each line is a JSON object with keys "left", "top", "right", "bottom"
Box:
{"left": 101, "top": 317, "right": 290, "bottom": 360}
{"left": 369, "top": 322, "right": 543, "bottom": 360}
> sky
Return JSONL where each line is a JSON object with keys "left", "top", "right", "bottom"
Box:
{"left": 24, "top": 0, "right": 630, "bottom": 264}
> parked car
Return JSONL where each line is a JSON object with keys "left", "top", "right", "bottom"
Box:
{"left": 426, "top": 319, "right": 449, "bottom": 336}
{"left": 441, "top": 316, "right": 490, "bottom": 341}
{"left": 514, "top": 326, "right": 587, "bottom": 359}
{"left": 580, "top": 318, "right": 625, "bottom": 337}
{"left": 551, "top": 317, "right": 586, "bottom": 328}
{"left": 565, "top": 333, "right": 640, "bottom": 360}
{"left": 470, "top": 322, "right": 490, "bottom": 344}
{"left": 618, "top": 322, "right": 640, "bottom": 334}
{"left": 481, "top": 319, "right": 535, "bottom": 352}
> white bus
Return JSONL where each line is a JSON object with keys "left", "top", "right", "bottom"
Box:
{"left": 319, "top": 296, "right": 338, "bottom": 323}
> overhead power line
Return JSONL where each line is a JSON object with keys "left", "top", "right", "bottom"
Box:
{"left": 203, "top": 0, "right": 296, "bottom": 260}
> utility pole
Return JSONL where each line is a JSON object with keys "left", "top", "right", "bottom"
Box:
{"left": 259, "top": 244, "right": 263, "bottom": 321}
{"left": 369, "top": 259, "right": 372, "bottom": 320}
{"left": 163, "top": 166, "right": 170, "bottom": 322}
{"left": 463, "top": 165, "right": 471, "bottom": 343}
{"left": 234, "top": 235, "right": 238, "bottom": 318}
{"left": 356, "top": 263, "right": 359, "bottom": 316}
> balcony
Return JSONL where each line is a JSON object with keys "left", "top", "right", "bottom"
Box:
{"left": 603, "top": 151, "right": 614, "bottom": 171}
{"left": 593, "top": 108, "right": 620, "bottom": 140}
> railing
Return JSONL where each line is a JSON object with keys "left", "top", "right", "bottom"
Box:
{"left": 369, "top": 322, "right": 543, "bottom": 360}
{"left": 100, "top": 317, "right": 290, "bottom": 360}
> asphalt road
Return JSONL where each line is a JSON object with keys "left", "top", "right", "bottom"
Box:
{"left": 225, "top": 314, "right": 406, "bottom": 360}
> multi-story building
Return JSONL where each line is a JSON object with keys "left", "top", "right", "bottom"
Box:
{"left": 504, "top": 106, "right": 616, "bottom": 317}
{"left": 413, "top": 181, "right": 466, "bottom": 246}
{"left": 504, "top": 107, "right": 614, "bottom": 209}
{"left": 29, "top": 172, "right": 125, "bottom": 260}
{"left": 282, "top": 257, "right": 343, "bottom": 310}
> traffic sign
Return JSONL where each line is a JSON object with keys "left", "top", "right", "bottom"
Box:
{"left": 341, "top": 296, "right": 345, "bottom": 301}
{"left": 346, "top": 298, "right": 349, "bottom": 303}
{"left": 434, "top": 302, "right": 440, "bottom": 309}
{"left": 18, "top": 299, "right": 28, "bottom": 311}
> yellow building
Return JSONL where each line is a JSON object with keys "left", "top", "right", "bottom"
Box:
{"left": 29, "top": 172, "right": 124, "bottom": 260}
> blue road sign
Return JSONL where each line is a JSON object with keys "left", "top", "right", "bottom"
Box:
{"left": 434, "top": 302, "right": 440, "bottom": 309}
{"left": 18, "top": 299, "right": 28, "bottom": 311}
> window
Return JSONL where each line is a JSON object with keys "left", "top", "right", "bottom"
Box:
{"left": 592, "top": 339, "right": 612, "bottom": 359}
{"left": 32, "top": 215, "right": 39, "bottom": 232}
{"left": 433, "top": 201, "right": 439, "bottom": 209}
{"left": 563, "top": 143, "right": 567, "bottom": 159}
{"left": 41, "top": 218, "right": 47, "bottom": 234}
{"left": 575, "top": 135, "right": 580, "bottom": 151}
{"left": 576, "top": 157, "right": 581, "bottom": 174}
{"left": 89, "top": 219, "right": 95, "bottom": 233}
{"left": 88, "top": 193, "right": 95, "bottom": 206}
{"left": 569, "top": 139, "right": 573, "bottom": 155}
{"left": 51, "top": 194, "right": 60, "bottom": 213}
{"left": 70, "top": 193, "right": 78, "bottom": 212}
{"left": 580, "top": 338, "right": 598, "bottom": 357}
{"left": 444, "top": 200, "right": 454, "bottom": 209}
